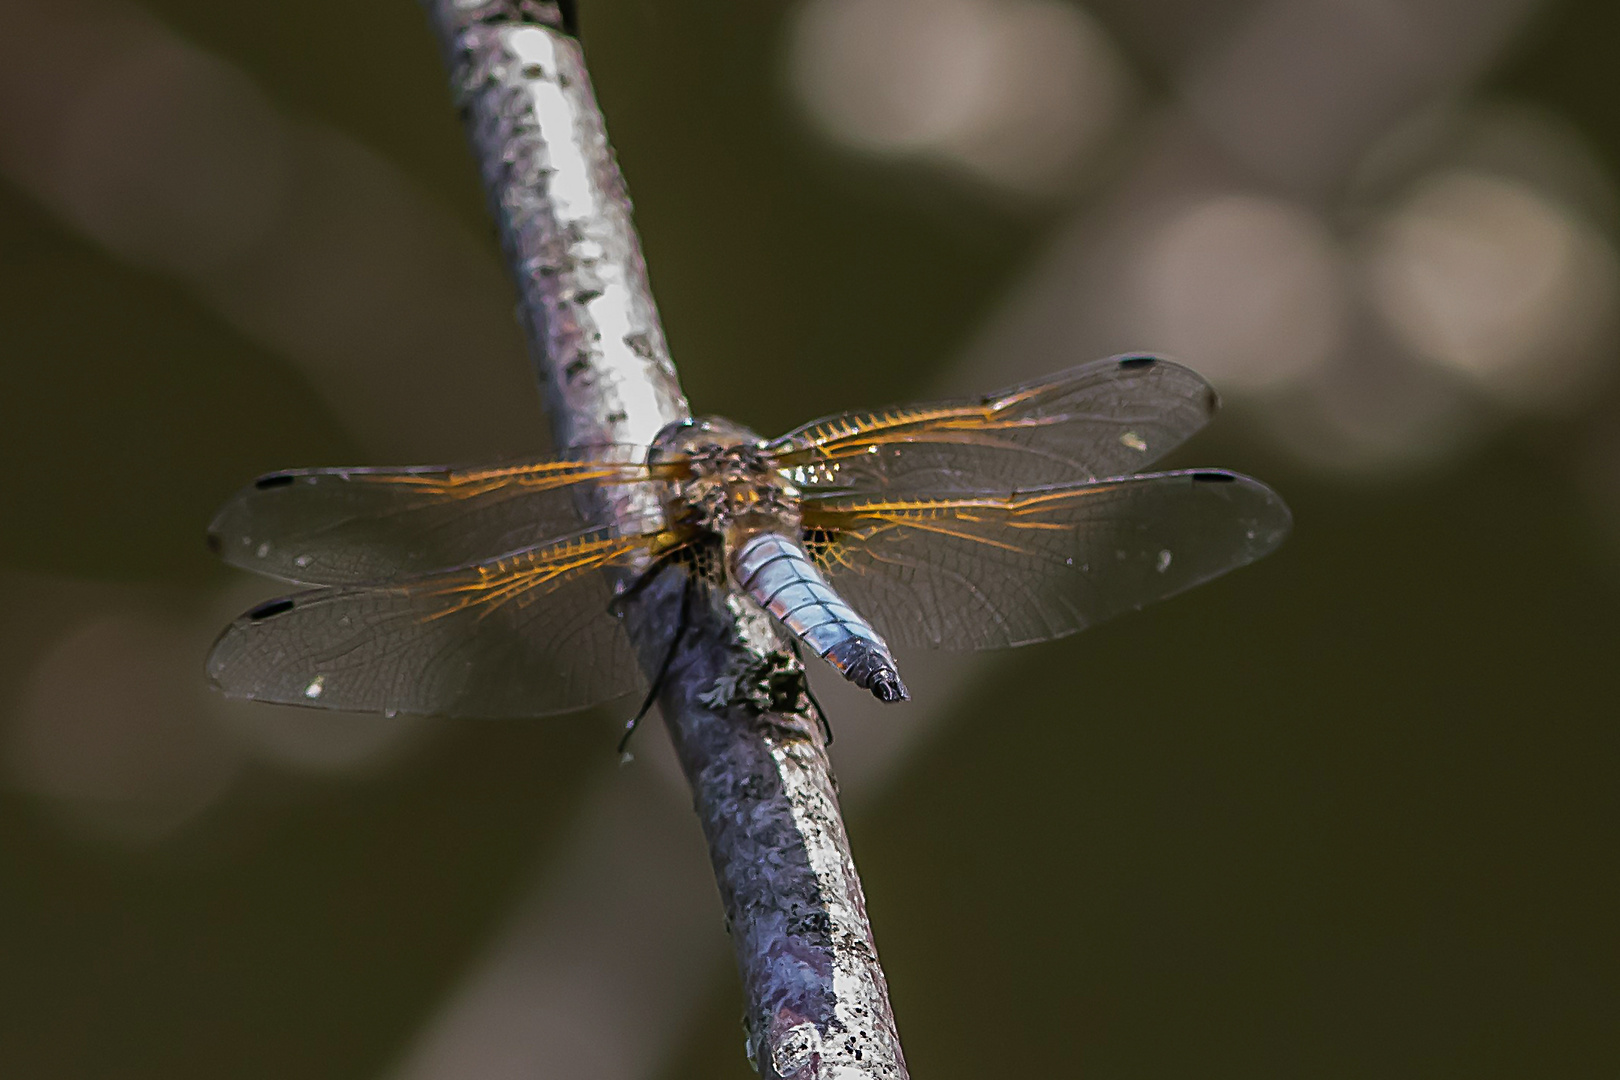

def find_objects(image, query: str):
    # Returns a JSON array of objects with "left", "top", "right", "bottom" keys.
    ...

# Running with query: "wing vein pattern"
[
  {"left": 208, "top": 530, "right": 655, "bottom": 717},
  {"left": 768, "top": 355, "right": 1219, "bottom": 496},
  {"left": 209, "top": 446, "right": 669, "bottom": 586},
  {"left": 803, "top": 470, "right": 1290, "bottom": 650}
]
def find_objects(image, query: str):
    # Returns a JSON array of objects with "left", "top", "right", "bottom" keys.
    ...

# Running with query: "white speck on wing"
[
  {"left": 255, "top": 542, "right": 271, "bottom": 558},
  {"left": 1157, "top": 549, "right": 1173, "bottom": 573},
  {"left": 304, "top": 675, "right": 325, "bottom": 699},
  {"left": 1121, "top": 431, "right": 1149, "bottom": 452}
]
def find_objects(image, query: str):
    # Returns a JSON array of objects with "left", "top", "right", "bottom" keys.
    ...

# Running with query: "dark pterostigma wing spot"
[
  {"left": 805, "top": 469, "right": 1291, "bottom": 650},
  {"left": 772, "top": 353, "right": 1224, "bottom": 494},
  {"left": 247, "top": 598, "right": 295, "bottom": 621},
  {"left": 207, "top": 447, "right": 657, "bottom": 587},
  {"left": 209, "top": 532, "right": 651, "bottom": 718}
]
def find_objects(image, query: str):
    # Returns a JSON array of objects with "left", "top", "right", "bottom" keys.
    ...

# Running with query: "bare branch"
[{"left": 418, "top": 4, "right": 909, "bottom": 1075}]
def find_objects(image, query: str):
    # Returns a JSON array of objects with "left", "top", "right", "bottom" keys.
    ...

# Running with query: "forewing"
[
  {"left": 802, "top": 470, "right": 1290, "bottom": 650},
  {"left": 208, "top": 530, "right": 658, "bottom": 717},
  {"left": 209, "top": 446, "right": 670, "bottom": 586},
  {"left": 768, "top": 355, "right": 1217, "bottom": 495}
]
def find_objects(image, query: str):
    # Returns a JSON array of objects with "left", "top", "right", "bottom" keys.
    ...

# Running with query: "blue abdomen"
[{"left": 731, "top": 532, "right": 908, "bottom": 703}]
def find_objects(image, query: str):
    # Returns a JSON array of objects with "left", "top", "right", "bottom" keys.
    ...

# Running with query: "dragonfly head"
[{"left": 651, "top": 416, "right": 766, "bottom": 460}]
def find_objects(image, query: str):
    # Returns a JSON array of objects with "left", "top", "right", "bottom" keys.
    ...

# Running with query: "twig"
[{"left": 418, "top": 3, "right": 909, "bottom": 1076}]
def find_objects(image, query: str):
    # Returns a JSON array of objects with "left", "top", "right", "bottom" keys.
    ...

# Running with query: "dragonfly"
[{"left": 207, "top": 354, "right": 1290, "bottom": 722}]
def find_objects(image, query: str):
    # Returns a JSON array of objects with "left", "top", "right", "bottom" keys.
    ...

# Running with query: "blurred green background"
[{"left": 1, "top": 0, "right": 1617, "bottom": 1077}]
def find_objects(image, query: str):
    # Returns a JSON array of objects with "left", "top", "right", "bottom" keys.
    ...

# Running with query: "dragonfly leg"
[
  {"left": 802, "top": 672, "right": 834, "bottom": 746},
  {"left": 618, "top": 568, "right": 694, "bottom": 754},
  {"left": 610, "top": 535, "right": 718, "bottom": 619},
  {"left": 784, "top": 641, "right": 834, "bottom": 745},
  {"left": 609, "top": 548, "right": 679, "bottom": 618}
]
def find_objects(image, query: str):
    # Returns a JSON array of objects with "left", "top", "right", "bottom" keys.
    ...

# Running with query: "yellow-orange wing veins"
[
  {"left": 207, "top": 528, "right": 672, "bottom": 717},
  {"left": 800, "top": 470, "right": 1291, "bottom": 650},
  {"left": 767, "top": 355, "right": 1219, "bottom": 497},
  {"left": 209, "top": 446, "right": 681, "bottom": 586}
]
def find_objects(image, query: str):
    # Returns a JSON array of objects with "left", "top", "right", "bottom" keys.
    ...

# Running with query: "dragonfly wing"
[
  {"left": 209, "top": 446, "right": 669, "bottom": 586},
  {"left": 767, "top": 355, "right": 1218, "bottom": 495},
  {"left": 208, "top": 530, "right": 659, "bottom": 717},
  {"left": 802, "top": 470, "right": 1290, "bottom": 650}
]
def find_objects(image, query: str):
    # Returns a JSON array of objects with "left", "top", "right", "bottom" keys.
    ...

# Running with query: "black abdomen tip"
[
  {"left": 825, "top": 638, "right": 909, "bottom": 702},
  {"left": 1118, "top": 354, "right": 1158, "bottom": 370},
  {"left": 871, "top": 673, "right": 910, "bottom": 703}
]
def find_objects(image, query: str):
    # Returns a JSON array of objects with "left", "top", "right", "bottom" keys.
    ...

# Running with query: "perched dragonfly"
[{"left": 208, "top": 355, "right": 1290, "bottom": 719}]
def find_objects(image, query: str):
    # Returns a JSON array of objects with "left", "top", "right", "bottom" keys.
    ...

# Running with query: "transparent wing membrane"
[
  {"left": 207, "top": 531, "right": 656, "bottom": 717},
  {"left": 768, "top": 355, "right": 1218, "bottom": 495},
  {"left": 803, "top": 470, "right": 1291, "bottom": 650},
  {"left": 208, "top": 446, "right": 668, "bottom": 586},
  {"left": 207, "top": 354, "right": 1292, "bottom": 718}
]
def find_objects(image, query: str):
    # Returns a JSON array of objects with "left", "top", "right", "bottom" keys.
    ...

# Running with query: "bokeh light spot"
[
  {"left": 787, "top": 0, "right": 1129, "bottom": 196},
  {"left": 1129, "top": 194, "right": 1350, "bottom": 392},
  {"left": 1365, "top": 169, "right": 1619, "bottom": 411},
  {"left": 5, "top": 609, "right": 241, "bottom": 843}
]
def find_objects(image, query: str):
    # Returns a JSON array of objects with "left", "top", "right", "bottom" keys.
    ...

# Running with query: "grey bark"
[{"left": 418, "top": 3, "right": 908, "bottom": 1076}]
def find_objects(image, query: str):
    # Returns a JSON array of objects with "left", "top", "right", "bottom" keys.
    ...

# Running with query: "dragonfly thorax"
[{"left": 652, "top": 416, "right": 802, "bottom": 542}]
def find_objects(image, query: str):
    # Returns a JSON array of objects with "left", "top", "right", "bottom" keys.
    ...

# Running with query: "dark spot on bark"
[
  {"left": 254, "top": 473, "right": 295, "bottom": 490},
  {"left": 765, "top": 665, "right": 809, "bottom": 714},
  {"left": 564, "top": 354, "right": 590, "bottom": 380},
  {"left": 248, "top": 598, "right": 295, "bottom": 621},
  {"left": 521, "top": 64, "right": 544, "bottom": 80},
  {"left": 606, "top": 410, "right": 629, "bottom": 425},
  {"left": 789, "top": 910, "right": 833, "bottom": 938},
  {"left": 573, "top": 288, "right": 603, "bottom": 304},
  {"left": 624, "top": 331, "right": 655, "bottom": 358}
]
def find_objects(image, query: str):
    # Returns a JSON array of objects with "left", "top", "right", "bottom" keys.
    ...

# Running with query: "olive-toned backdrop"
[{"left": 1, "top": 1, "right": 1616, "bottom": 1077}]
